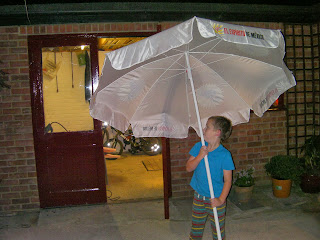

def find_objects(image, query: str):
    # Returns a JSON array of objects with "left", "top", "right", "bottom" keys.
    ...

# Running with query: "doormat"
[
  {"left": 229, "top": 197, "right": 264, "bottom": 211},
  {"left": 142, "top": 158, "right": 162, "bottom": 171}
]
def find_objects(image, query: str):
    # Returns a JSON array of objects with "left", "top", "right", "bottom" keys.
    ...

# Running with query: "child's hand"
[
  {"left": 210, "top": 197, "right": 224, "bottom": 208},
  {"left": 198, "top": 146, "right": 208, "bottom": 159}
]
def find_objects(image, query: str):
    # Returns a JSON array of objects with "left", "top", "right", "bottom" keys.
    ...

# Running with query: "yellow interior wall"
[
  {"left": 98, "top": 51, "right": 108, "bottom": 75},
  {"left": 42, "top": 51, "right": 94, "bottom": 132}
]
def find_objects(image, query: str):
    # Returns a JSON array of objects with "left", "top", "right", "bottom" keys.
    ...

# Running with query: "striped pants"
[{"left": 189, "top": 192, "right": 226, "bottom": 240}]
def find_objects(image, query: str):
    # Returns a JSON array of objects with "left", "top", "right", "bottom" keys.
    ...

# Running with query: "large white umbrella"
[{"left": 90, "top": 16, "right": 296, "bottom": 239}]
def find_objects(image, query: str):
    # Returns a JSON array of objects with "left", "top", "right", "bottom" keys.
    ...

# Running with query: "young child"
[{"left": 186, "top": 116, "right": 235, "bottom": 240}]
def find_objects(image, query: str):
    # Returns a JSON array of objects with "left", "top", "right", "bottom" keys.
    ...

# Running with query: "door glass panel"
[{"left": 42, "top": 45, "right": 94, "bottom": 133}]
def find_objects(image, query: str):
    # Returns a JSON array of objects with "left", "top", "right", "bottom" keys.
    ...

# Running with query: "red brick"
[
  {"left": 72, "top": 25, "right": 79, "bottom": 32},
  {"left": 47, "top": 25, "right": 53, "bottom": 33},
  {"left": 19, "top": 41, "right": 27, "bottom": 47},
  {"left": 27, "top": 26, "right": 33, "bottom": 35},
  {"left": 0, "top": 34, "right": 8, "bottom": 40},
  {"left": 1, "top": 178, "right": 19, "bottom": 185},
  {"left": 141, "top": 23, "right": 148, "bottom": 31},
  {"left": 22, "top": 203, "right": 40, "bottom": 209},
  {"left": 10, "top": 61, "right": 28, "bottom": 68},
  {"left": 0, "top": 48, "right": 9, "bottom": 54},
  {"left": 17, "top": 166, "right": 36, "bottom": 173},
  {"left": 66, "top": 24, "right": 73, "bottom": 32},
  {"left": 79, "top": 24, "right": 86, "bottom": 32},
  {"left": 110, "top": 24, "right": 117, "bottom": 31},
  {"left": 0, "top": 166, "right": 17, "bottom": 173},
  {"left": 0, "top": 140, "right": 15, "bottom": 147},
  {"left": 7, "top": 159, "right": 26, "bottom": 166},
  {"left": 4, "top": 205, "right": 22, "bottom": 211},
  {"left": 53, "top": 25, "right": 59, "bottom": 33},
  {"left": 0, "top": 186, "right": 10, "bottom": 192},
  {"left": 2, "top": 192, "right": 20, "bottom": 199},
  {"left": 19, "top": 178, "right": 37, "bottom": 185},
  {"left": 92, "top": 24, "right": 99, "bottom": 32},
  {"left": 34, "top": 26, "right": 40, "bottom": 34},
  {"left": 0, "top": 54, "right": 19, "bottom": 61},
  {"left": 0, "top": 199, "right": 11, "bottom": 205},
  {"left": 5, "top": 27, "right": 18, "bottom": 33},
  {"left": 8, "top": 34, "right": 26, "bottom": 41},
  {"left": 30, "top": 196, "right": 40, "bottom": 203},
  {"left": 104, "top": 24, "right": 111, "bottom": 31},
  {"left": 98, "top": 24, "right": 104, "bottom": 31},
  {"left": 12, "top": 198, "right": 30, "bottom": 204},
  {"left": 0, "top": 42, "right": 18, "bottom": 47},
  {"left": 8, "top": 172, "right": 28, "bottom": 179},
  {"left": 247, "top": 142, "right": 262, "bottom": 147},
  {"left": 29, "top": 185, "right": 38, "bottom": 190},
  {"left": 0, "top": 160, "right": 8, "bottom": 166},
  {"left": 16, "top": 152, "right": 34, "bottom": 159},
  {"left": 10, "top": 48, "right": 27, "bottom": 54},
  {"left": 59, "top": 25, "right": 66, "bottom": 33},
  {"left": 20, "top": 26, "right": 26, "bottom": 34},
  {"left": 3, "top": 108, "right": 21, "bottom": 115},
  {"left": 85, "top": 24, "right": 92, "bottom": 32},
  {"left": 15, "top": 139, "right": 33, "bottom": 147},
  {"left": 11, "top": 88, "right": 30, "bottom": 95}
]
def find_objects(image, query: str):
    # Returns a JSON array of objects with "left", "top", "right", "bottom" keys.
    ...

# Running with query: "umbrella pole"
[{"left": 185, "top": 52, "right": 222, "bottom": 240}]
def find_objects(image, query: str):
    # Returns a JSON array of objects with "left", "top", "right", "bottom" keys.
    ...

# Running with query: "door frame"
[{"left": 28, "top": 29, "right": 172, "bottom": 214}]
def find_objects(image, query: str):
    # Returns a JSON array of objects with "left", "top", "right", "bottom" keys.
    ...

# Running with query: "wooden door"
[{"left": 28, "top": 34, "right": 106, "bottom": 207}]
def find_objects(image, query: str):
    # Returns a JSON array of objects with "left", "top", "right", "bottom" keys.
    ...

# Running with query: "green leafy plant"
[
  {"left": 300, "top": 134, "right": 320, "bottom": 175},
  {"left": 233, "top": 167, "right": 255, "bottom": 187},
  {"left": 264, "top": 155, "right": 303, "bottom": 183}
]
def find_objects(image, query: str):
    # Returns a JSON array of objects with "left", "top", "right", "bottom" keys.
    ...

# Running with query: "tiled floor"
[{"left": 105, "top": 152, "right": 164, "bottom": 202}]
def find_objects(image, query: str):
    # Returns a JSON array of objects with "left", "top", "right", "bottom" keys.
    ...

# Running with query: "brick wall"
[
  {"left": 0, "top": 26, "right": 36, "bottom": 212},
  {"left": 0, "top": 22, "right": 159, "bottom": 213},
  {"left": 0, "top": 20, "right": 313, "bottom": 212}
]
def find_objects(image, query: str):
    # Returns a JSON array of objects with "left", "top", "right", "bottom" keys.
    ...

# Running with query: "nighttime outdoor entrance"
[{"left": 28, "top": 34, "right": 165, "bottom": 207}]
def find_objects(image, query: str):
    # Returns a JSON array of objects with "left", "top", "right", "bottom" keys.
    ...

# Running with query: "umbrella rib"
[
  {"left": 142, "top": 52, "right": 185, "bottom": 70},
  {"left": 131, "top": 54, "right": 185, "bottom": 121},
  {"left": 189, "top": 38, "right": 221, "bottom": 53},
  {"left": 142, "top": 67, "right": 185, "bottom": 71},
  {"left": 188, "top": 54, "right": 233, "bottom": 71},
  {"left": 189, "top": 54, "right": 252, "bottom": 109},
  {"left": 161, "top": 52, "right": 187, "bottom": 70},
  {"left": 185, "top": 72, "right": 192, "bottom": 126},
  {"left": 190, "top": 53, "right": 283, "bottom": 73},
  {"left": 189, "top": 38, "right": 222, "bottom": 68},
  {"left": 141, "top": 68, "right": 186, "bottom": 83}
]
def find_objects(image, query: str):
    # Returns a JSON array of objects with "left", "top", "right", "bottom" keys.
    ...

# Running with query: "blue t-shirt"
[{"left": 189, "top": 142, "right": 235, "bottom": 198}]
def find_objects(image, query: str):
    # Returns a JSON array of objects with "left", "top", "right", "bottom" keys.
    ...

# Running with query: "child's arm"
[
  {"left": 210, "top": 169, "right": 233, "bottom": 208},
  {"left": 186, "top": 146, "right": 208, "bottom": 172}
]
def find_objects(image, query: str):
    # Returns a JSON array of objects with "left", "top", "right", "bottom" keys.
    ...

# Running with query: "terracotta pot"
[
  {"left": 300, "top": 174, "right": 320, "bottom": 193},
  {"left": 234, "top": 185, "right": 253, "bottom": 203},
  {"left": 272, "top": 178, "right": 292, "bottom": 198}
]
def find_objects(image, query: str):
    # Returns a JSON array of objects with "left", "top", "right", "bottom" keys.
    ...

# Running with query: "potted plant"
[
  {"left": 264, "top": 155, "right": 302, "bottom": 198},
  {"left": 233, "top": 167, "right": 255, "bottom": 202},
  {"left": 300, "top": 134, "right": 320, "bottom": 193}
]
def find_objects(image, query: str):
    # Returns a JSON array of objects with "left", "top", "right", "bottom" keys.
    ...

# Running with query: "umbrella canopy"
[
  {"left": 90, "top": 16, "right": 295, "bottom": 139},
  {"left": 90, "top": 17, "right": 296, "bottom": 240}
]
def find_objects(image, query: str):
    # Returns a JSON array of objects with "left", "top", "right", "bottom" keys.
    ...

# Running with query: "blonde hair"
[{"left": 208, "top": 116, "right": 232, "bottom": 141}]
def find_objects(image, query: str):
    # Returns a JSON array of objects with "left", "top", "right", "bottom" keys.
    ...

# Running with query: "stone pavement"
[{"left": 1, "top": 186, "right": 320, "bottom": 240}]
